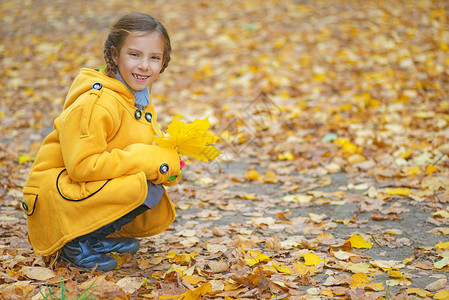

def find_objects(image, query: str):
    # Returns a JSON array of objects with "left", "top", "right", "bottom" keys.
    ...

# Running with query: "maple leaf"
[{"left": 154, "top": 117, "right": 221, "bottom": 162}]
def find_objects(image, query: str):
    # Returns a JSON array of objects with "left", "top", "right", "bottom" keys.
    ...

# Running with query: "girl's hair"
[{"left": 104, "top": 12, "right": 171, "bottom": 77}]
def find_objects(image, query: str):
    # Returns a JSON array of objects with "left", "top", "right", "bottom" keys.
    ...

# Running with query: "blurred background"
[{"left": 1, "top": 0, "right": 448, "bottom": 182}]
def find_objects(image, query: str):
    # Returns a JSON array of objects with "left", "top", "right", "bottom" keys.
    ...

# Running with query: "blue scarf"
[{"left": 116, "top": 71, "right": 150, "bottom": 109}]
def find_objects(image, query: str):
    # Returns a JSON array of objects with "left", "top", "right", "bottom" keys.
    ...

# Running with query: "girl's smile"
[
  {"left": 133, "top": 74, "right": 149, "bottom": 80},
  {"left": 112, "top": 31, "right": 165, "bottom": 91}
]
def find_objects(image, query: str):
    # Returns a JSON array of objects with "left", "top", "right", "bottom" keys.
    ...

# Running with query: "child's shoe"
[
  {"left": 90, "top": 238, "right": 140, "bottom": 254},
  {"left": 60, "top": 238, "right": 117, "bottom": 272}
]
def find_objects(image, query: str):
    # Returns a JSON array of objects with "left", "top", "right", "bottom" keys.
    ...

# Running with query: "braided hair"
[{"left": 104, "top": 12, "right": 172, "bottom": 77}]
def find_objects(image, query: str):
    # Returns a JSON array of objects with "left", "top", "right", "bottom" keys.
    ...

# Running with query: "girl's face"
[{"left": 112, "top": 31, "right": 165, "bottom": 91}]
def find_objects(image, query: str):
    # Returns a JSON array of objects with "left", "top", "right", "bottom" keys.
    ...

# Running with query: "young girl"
[{"left": 22, "top": 12, "right": 182, "bottom": 271}]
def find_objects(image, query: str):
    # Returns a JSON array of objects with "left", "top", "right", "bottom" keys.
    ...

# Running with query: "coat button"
[
  {"left": 92, "top": 82, "right": 102, "bottom": 90},
  {"left": 145, "top": 112, "right": 152, "bottom": 122},
  {"left": 159, "top": 163, "right": 169, "bottom": 174},
  {"left": 22, "top": 201, "right": 28, "bottom": 211},
  {"left": 134, "top": 109, "right": 142, "bottom": 120}
]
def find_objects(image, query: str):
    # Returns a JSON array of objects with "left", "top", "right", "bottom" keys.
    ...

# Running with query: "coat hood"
[{"left": 63, "top": 68, "right": 134, "bottom": 111}]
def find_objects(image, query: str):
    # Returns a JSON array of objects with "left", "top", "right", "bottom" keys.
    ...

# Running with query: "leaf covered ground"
[{"left": 1, "top": 0, "right": 449, "bottom": 299}]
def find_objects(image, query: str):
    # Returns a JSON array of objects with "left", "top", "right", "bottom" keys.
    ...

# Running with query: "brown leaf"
[
  {"left": 20, "top": 266, "right": 55, "bottom": 281},
  {"left": 425, "top": 278, "right": 447, "bottom": 292},
  {"left": 116, "top": 277, "right": 144, "bottom": 294},
  {"left": 208, "top": 260, "right": 229, "bottom": 273}
]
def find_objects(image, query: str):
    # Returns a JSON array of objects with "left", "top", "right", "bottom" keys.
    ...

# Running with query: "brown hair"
[{"left": 104, "top": 12, "right": 171, "bottom": 77}]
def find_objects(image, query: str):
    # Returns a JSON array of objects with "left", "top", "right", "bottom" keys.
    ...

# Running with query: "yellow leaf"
[
  {"left": 278, "top": 152, "right": 294, "bottom": 160},
  {"left": 426, "top": 165, "right": 438, "bottom": 175},
  {"left": 224, "top": 283, "right": 241, "bottom": 291},
  {"left": 350, "top": 273, "right": 370, "bottom": 290},
  {"left": 245, "top": 169, "right": 262, "bottom": 181},
  {"left": 110, "top": 253, "right": 125, "bottom": 268},
  {"left": 312, "top": 73, "right": 326, "bottom": 82},
  {"left": 159, "top": 295, "right": 183, "bottom": 300},
  {"left": 166, "top": 251, "right": 176, "bottom": 259},
  {"left": 241, "top": 193, "right": 255, "bottom": 200},
  {"left": 246, "top": 259, "right": 258, "bottom": 267},
  {"left": 436, "top": 241, "right": 449, "bottom": 250},
  {"left": 404, "top": 166, "right": 422, "bottom": 176},
  {"left": 255, "top": 253, "right": 270, "bottom": 262},
  {"left": 384, "top": 229, "right": 403, "bottom": 235},
  {"left": 293, "top": 261, "right": 320, "bottom": 276},
  {"left": 386, "top": 188, "right": 412, "bottom": 196},
  {"left": 388, "top": 269, "right": 411, "bottom": 279},
  {"left": 321, "top": 288, "right": 334, "bottom": 297},
  {"left": 434, "top": 257, "right": 449, "bottom": 269},
  {"left": 166, "top": 251, "right": 195, "bottom": 264},
  {"left": 335, "top": 138, "right": 360, "bottom": 155},
  {"left": 403, "top": 257, "right": 414, "bottom": 264},
  {"left": 182, "top": 282, "right": 212, "bottom": 300},
  {"left": 273, "top": 263, "right": 292, "bottom": 274},
  {"left": 293, "top": 261, "right": 309, "bottom": 275},
  {"left": 182, "top": 275, "right": 204, "bottom": 285},
  {"left": 245, "top": 251, "right": 270, "bottom": 266},
  {"left": 348, "top": 234, "right": 373, "bottom": 249},
  {"left": 338, "top": 261, "right": 372, "bottom": 273},
  {"left": 367, "top": 282, "right": 384, "bottom": 291},
  {"left": 400, "top": 149, "right": 413, "bottom": 159},
  {"left": 303, "top": 252, "right": 324, "bottom": 266},
  {"left": 348, "top": 154, "right": 366, "bottom": 165},
  {"left": 182, "top": 252, "right": 195, "bottom": 262},
  {"left": 387, "top": 269, "right": 412, "bottom": 286},
  {"left": 24, "top": 88, "right": 35, "bottom": 95},
  {"left": 19, "top": 155, "right": 36, "bottom": 164},
  {"left": 264, "top": 171, "right": 279, "bottom": 183},
  {"left": 434, "top": 290, "right": 449, "bottom": 300},
  {"left": 406, "top": 288, "right": 433, "bottom": 298},
  {"left": 153, "top": 117, "right": 220, "bottom": 162},
  {"left": 433, "top": 210, "right": 449, "bottom": 219}
]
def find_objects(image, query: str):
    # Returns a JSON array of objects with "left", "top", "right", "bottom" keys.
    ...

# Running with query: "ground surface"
[{"left": 1, "top": 0, "right": 449, "bottom": 299}]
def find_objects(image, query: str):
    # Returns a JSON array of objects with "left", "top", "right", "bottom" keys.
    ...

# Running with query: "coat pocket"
[
  {"left": 56, "top": 169, "right": 110, "bottom": 201},
  {"left": 22, "top": 186, "right": 39, "bottom": 216}
]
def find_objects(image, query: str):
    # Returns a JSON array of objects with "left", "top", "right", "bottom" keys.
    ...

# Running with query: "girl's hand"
[
  {"left": 169, "top": 158, "right": 185, "bottom": 181},
  {"left": 152, "top": 148, "right": 180, "bottom": 184}
]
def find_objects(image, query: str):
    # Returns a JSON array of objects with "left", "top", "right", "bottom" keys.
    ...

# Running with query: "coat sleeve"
[{"left": 57, "top": 99, "right": 180, "bottom": 182}]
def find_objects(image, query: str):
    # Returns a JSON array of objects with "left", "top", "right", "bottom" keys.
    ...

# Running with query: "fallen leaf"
[
  {"left": 348, "top": 234, "right": 373, "bottom": 249},
  {"left": 349, "top": 273, "right": 370, "bottom": 290},
  {"left": 116, "top": 277, "right": 144, "bottom": 294},
  {"left": 20, "top": 267, "right": 55, "bottom": 281},
  {"left": 425, "top": 278, "right": 448, "bottom": 292},
  {"left": 303, "top": 252, "right": 324, "bottom": 266},
  {"left": 208, "top": 261, "right": 229, "bottom": 273}
]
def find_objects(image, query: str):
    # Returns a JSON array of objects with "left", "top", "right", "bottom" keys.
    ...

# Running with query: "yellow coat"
[{"left": 22, "top": 68, "right": 181, "bottom": 256}]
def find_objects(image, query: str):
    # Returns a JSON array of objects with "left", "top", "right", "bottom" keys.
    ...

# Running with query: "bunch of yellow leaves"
[{"left": 154, "top": 117, "right": 220, "bottom": 162}]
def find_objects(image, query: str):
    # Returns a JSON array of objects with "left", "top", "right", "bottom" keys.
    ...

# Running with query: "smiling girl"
[{"left": 22, "top": 12, "right": 182, "bottom": 271}]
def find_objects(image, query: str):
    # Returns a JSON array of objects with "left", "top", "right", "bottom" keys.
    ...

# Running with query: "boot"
[
  {"left": 90, "top": 237, "right": 140, "bottom": 254},
  {"left": 60, "top": 238, "right": 117, "bottom": 272},
  {"left": 80, "top": 205, "right": 149, "bottom": 255}
]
